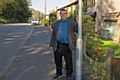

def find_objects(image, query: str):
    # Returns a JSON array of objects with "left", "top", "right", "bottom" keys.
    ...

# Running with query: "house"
[{"left": 94, "top": 0, "right": 120, "bottom": 42}]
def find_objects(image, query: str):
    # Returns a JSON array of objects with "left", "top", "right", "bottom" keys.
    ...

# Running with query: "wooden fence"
[{"left": 106, "top": 49, "right": 120, "bottom": 80}]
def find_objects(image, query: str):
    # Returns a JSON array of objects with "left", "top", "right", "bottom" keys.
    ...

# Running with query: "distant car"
[{"left": 31, "top": 19, "right": 39, "bottom": 25}]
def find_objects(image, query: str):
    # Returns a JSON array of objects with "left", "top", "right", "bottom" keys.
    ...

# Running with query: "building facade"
[{"left": 95, "top": 0, "right": 120, "bottom": 42}]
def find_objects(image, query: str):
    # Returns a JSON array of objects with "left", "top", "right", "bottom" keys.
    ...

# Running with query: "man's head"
[{"left": 60, "top": 8, "right": 67, "bottom": 20}]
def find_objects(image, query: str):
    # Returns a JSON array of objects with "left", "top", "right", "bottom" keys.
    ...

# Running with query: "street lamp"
[{"left": 76, "top": 0, "right": 82, "bottom": 80}]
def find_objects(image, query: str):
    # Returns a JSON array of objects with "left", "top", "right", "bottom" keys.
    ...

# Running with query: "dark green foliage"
[
  {"left": 82, "top": 0, "right": 87, "bottom": 12},
  {"left": 67, "top": 14, "right": 76, "bottom": 21},
  {"left": 82, "top": 15, "right": 95, "bottom": 36},
  {"left": 49, "top": 11, "right": 56, "bottom": 28},
  {"left": 82, "top": 15, "right": 106, "bottom": 79},
  {"left": 0, "top": 17, "right": 7, "bottom": 23},
  {"left": 0, "top": 0, "right": 32, "bottom": 23},
  {"left": 26, "top": 0, "right": 32, "bottom": 6},
  {"left": 67, "top": 10, "right": 78, "bottom": 21},
  {"left": 49, "top": 12, "right": 56, "bottom": 22},
  {"left": 74, "top": 10, "right": 78, "bottom": 16}
]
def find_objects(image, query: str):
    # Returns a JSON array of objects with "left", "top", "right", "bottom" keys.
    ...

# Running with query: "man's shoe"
[
  {"left": 66, "top": 77, "right": 72, "bottom": 80},
  {"left": 52, "top": 73, "right": 62, "bottom": 79}
]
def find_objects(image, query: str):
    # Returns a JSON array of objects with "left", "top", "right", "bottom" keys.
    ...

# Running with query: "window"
[{"left": 103, "top": 19, "right": 117, "bottom": 40}]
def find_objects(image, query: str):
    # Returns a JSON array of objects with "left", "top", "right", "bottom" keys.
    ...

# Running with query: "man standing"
[{"left": 50, "top": 8, "right": 78, "bottom": 80}]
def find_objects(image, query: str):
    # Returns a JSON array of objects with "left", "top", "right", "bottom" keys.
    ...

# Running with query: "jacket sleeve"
[
  {"left": 72, "top": 20, "right": 78, "bottom": 34},
  {"left": 50, "top": 23, "right": 56, "bottom": 47}
]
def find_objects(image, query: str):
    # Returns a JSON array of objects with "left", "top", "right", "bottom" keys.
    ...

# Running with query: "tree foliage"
[
  {"left": 82, "top": 15, "right": 95, "bottom": 36},
  {"left": 49, "top": 11, "right": 56, "bottom": 28},
  {"left": 0, "top": 0, "right": 32, "bottom": 23},
  {"left": 82, "top": 0, "right": 87, "bottom": 12},
  {"left": 26, "top": 0, "right": 32, "bottom": 6},
  {"left": 49, "top": 11, "right": 56, "bottom": 22}
]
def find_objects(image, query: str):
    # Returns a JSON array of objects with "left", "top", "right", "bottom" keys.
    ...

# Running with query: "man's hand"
[{"left": 50, "top": 47, "right": 53, "bottom": 51}]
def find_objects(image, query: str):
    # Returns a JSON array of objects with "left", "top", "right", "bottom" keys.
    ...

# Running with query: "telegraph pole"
[
  {"left": 76, "top": 0, "right": 82, "bottom": 80},
  {"left": 44, "top": 0, "right": 46, "bottom": 26}
]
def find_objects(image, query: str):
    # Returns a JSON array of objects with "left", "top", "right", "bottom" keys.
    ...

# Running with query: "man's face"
[{"left": 60, "top": 11, "right": 67, "bottom": 20}]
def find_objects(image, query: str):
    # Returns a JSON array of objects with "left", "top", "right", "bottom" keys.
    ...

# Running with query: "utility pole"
[
  {"left": 44, "top": 0, "right": 46, "bottom": 26},
  {"left": 76, "top": 0, "right": 82, "bottom": 80}
]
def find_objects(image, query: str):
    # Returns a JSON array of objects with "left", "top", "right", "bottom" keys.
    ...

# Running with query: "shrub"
[
  {"left": 82, "top": 15, "right": 95, "bottom": 36},
  {"left": 0, "top": 18, "right": 7, "bottom": 23}
]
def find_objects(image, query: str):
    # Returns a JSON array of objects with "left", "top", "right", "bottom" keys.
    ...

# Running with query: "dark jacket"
[{"left": 50, "top": 19, "right": 78, "bottom": 51}]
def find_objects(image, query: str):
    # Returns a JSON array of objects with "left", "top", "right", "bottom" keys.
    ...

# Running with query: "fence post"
[{"left": 106, "top": 49, "right": 114, "bottom": 80}]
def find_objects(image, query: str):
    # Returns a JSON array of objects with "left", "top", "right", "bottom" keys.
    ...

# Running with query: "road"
[
  {"left": 0, "top": 24, "right": 33, "bottom": 74},
  {"left": 1, "top": 24, "right": 63, "bottom": 80},
  {"left": 0, "top": 24, "right": 63, "bottom": 80}
]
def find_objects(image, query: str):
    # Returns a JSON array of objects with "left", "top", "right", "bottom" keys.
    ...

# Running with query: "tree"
[
  {"left": 16, "top": 0, "right": 32, "bottom": 22},
  {"left": 82, "top": 15, "right": 95, "bottom": 36},
  {"left": 26, "top": 0, "right": 32, "bottom": 6},
  {"left": 82, "top": 0, "right": 87, "bottom": 12},
  {"left": 0, "top": 0, "right": 32, "bottom": 23},
  {"left": 49, "top": 11, "right": 56, "bottom": 28}
]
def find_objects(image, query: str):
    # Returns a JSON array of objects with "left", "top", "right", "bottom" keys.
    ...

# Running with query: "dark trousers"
[{"left": 54, "top": 43, "right": 73, "bottom": 77}]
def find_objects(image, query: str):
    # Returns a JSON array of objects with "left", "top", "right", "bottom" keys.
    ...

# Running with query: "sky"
[{"left": 30, "top": 0, "right": 69, "bottom": 14}]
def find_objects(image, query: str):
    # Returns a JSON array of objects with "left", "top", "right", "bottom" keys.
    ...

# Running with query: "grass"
[
  {"left": 87, "top": 37, "right": 120, "bottom": 57},
  {"left": 100, "top": 40, "right": 120, "bottom": 56},
  {"left": 86, "top": 37, "right": 120, "bottom": 80}
]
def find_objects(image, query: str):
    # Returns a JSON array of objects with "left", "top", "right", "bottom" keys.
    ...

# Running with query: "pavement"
[
  {"left": 0, "top": 23, "right": 31, "bottom": 26},
  {"left": 0, "top": 25, "right": 93, "bottom": 80},
  {"left": 0, "top": 25, "right": 33, "bottom": 76}
]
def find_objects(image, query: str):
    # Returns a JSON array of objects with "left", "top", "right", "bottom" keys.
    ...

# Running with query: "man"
[{"left": 50, "top": 8, "right": 78, "bottom": 80}]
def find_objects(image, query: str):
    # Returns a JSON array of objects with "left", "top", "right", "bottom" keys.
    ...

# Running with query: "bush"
[
  {"left": 68, "top": 15, "right": 95, "bottom": 36},
  {"left": 67, "top": 14, "right": 76, "bottom": 21},
  {"left": 0, "top": 18, "right": 7, "bottom": 23},
  {"left": 82, "top": 15, "right": 95, "bottom": 36}
]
